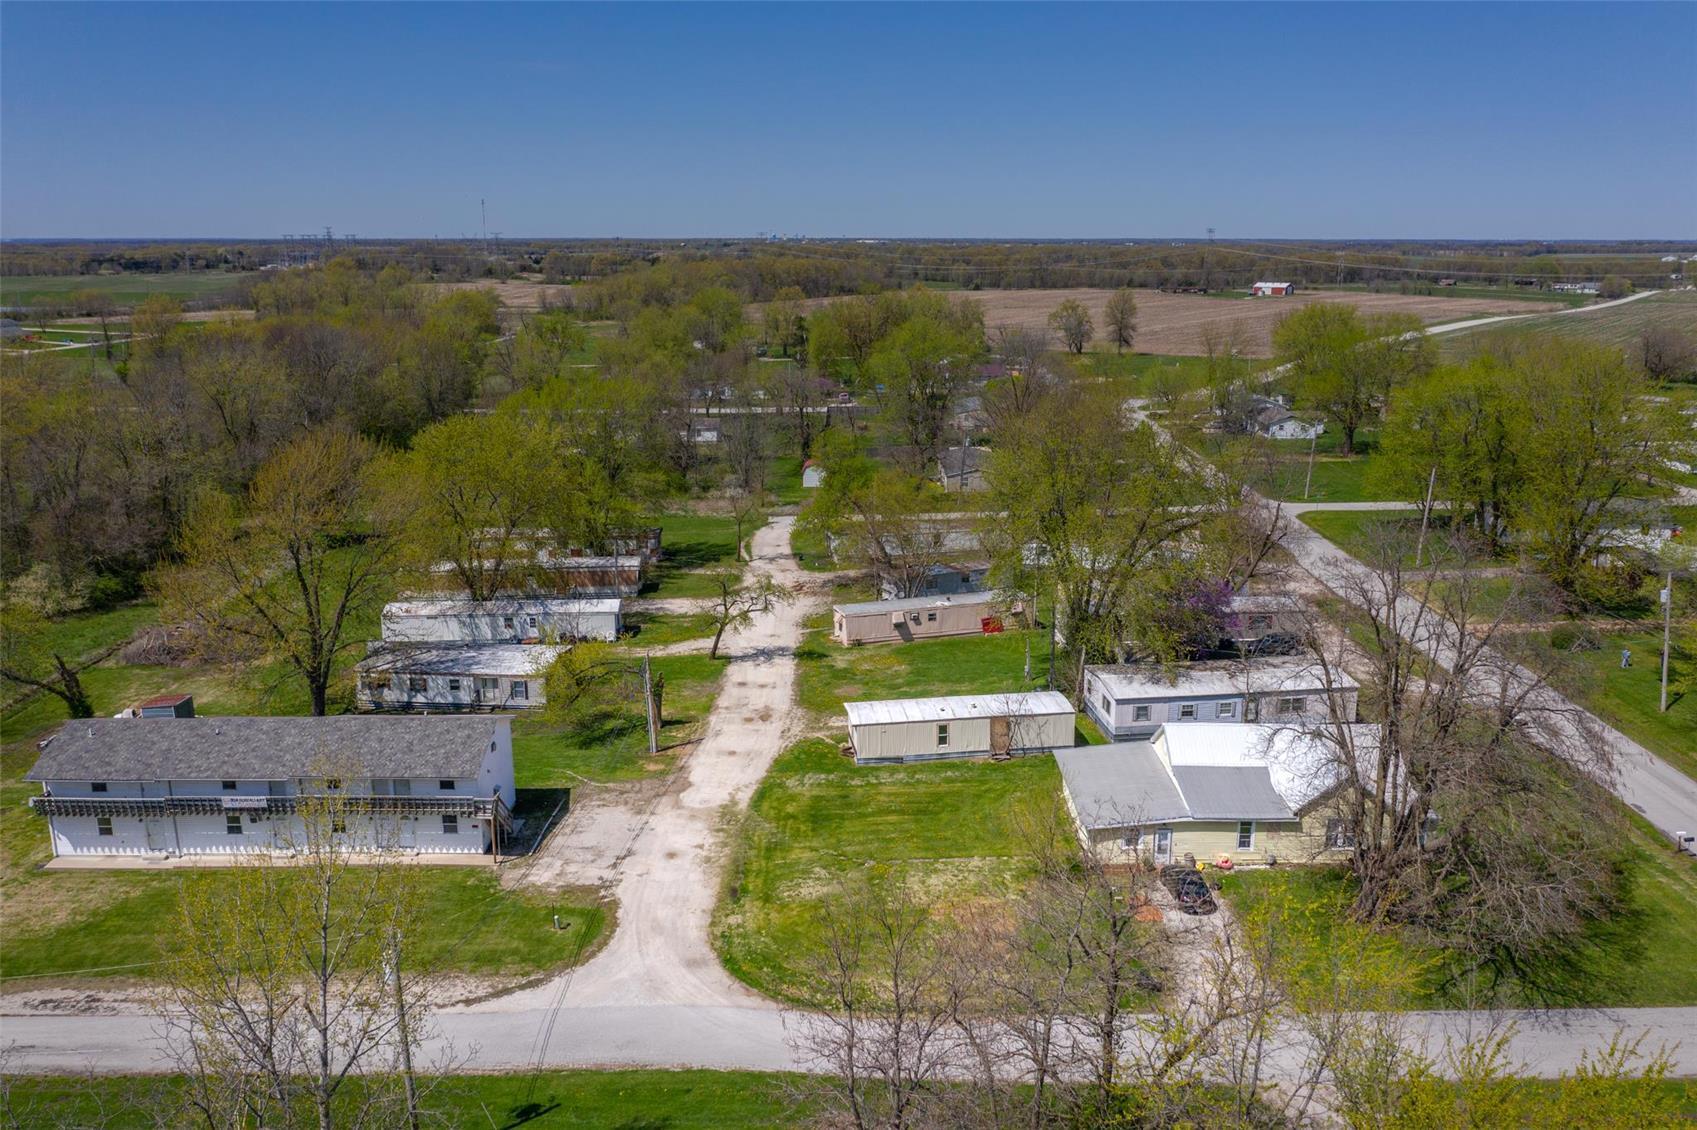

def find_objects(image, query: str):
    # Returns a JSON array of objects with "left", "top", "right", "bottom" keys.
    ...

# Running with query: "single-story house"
[
  {"left": 356, "top": 643, "right": 565, "bottom": 712},
  {"left": 1254, "top": 404, "right": 1324, "bottom": 441},
  {"left": 844, "top": 690, "right": 1075, "bottom": 765},
  {"left": 1224, "top": 592, "right": 1310, "bottom": 646},
  {"left": 1083, "top": 657, "right": 1359, "bottom": 741},
  {"left": 802, "top": 459, "right": 825, "bottom": 489},
  {"left": 1057, "top": 722, "right": 1376, "bottom": 867},
  {"left": 382, "top": 598, "right": 622, "bottom": 645},
  {"left": 1251, "top": 281, "right": 1296, "bottom": 297},
  {"left": 937, "top": 446, "right": 990, "bottom": 492},
  {"left": 950, "top": 396, "right": 990, "bottom": 435},
  {"left": 833, "top": 591, "right": 1007, "bottom": 646},
  {"left": 879, "top": 562, "right": 991, "bottom": 601},
  {"left": 26, "top": 713, "right": 516, "bottom": 859}
]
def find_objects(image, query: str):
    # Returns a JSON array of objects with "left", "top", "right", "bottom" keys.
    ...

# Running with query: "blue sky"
[{"left": 2, "top": 2, "right": 1692, "bottom": 239}]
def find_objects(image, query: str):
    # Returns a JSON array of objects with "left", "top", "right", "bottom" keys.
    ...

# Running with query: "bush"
[{"left": 1550, "top": 624, "right": 1602, "bottom": 653}]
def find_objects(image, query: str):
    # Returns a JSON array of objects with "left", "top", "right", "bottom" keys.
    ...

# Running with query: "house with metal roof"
[
  {"left": 1056, "top": 723, "right": 1377, "bottom": 867},
  {"left": 382, "top": 597, "right": 622, "bottom": 645},
  {"left": 1083, "top": 657, "right": 1359, "bottom": 741},
  {"left": 844, "top": 690, "right": 1075, "bottom": 765},
  {"left": 936, "top": 446, "right": 990, "bottom": 492},
  {"left": 25, "top": 713, "right": 516, "bottom": 860},
  {"left": 356, "top": 643, "right": 564, "bottom": 712},
  {"left": 832, "top": 591, "right": 1006, "bottom": 646}
]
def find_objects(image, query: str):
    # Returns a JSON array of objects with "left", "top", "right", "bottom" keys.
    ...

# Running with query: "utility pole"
[
  {"left": 1662, "top": 569, "right": 1674, "bottom": 713},
  {"left": 386, "top": 928, "right": 421, "bottom": 1130},
  {"left": 642, "top": 656, "right": 659, "bottom": 755},
  {"left": 1414, "top": 465, "right": 1438, "bottom": 568},
  {"left": 1302, "top": 433, "right": 1318, "bottom": 500}
]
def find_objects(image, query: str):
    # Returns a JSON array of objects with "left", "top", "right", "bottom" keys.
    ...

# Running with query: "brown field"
[
  {"left": 947, "top": 288, "right": 1564, "bottom": 358},
  {"left": 435, "top": 277, "right": 575, "bottom": 310}
]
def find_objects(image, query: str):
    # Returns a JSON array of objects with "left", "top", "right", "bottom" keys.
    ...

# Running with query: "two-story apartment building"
[
  {"left": 1083, "top": 658, "right": 1359, "bottom": 741},
  {"left": 26, "top": 713, "right": 516, "bottom": 859}
]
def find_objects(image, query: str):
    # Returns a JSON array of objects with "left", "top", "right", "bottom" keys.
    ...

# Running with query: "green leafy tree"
[
  {"left": 1047, "top": 298, "right": 1094, "bottom": 354},
  {"left": 866, "top": 315, "right": 984, "bottom": 473},
  {"left": 1274, "top": 304, "right": 1432, "bottom": 455},
  {"left": 1103, "top": 288, "right": 1138, "bottom": 353},
  {"left": 0, "top": 604, "right": 95, "bottom": 718}
]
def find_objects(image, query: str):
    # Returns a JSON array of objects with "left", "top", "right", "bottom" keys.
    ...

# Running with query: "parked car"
[{"left": 1159, "top": 865, "right": 1218, "bottom": 915}]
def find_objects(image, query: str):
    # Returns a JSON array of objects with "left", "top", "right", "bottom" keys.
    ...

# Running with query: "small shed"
[
  {"left": 937, "top": 446, "right": 990, "bottom": 492},
  {"left": 833, "top": 591, "right": 1006, "bottom": 646},
  {"left": 844, "top": 690, "right": 1075, "bottom": 765},
  {"left": 356, "top": 643, "right": 565, "bottom": 712},
  {"left": 802, "top": 460, "right": 825, "bottom": 489},
  {"left": 117, "top": 694, "right": 196, "bottom": 720},
  {"left": 1251, "top": 281, "right": 1296, "bottom": 297},
  {"left": 382, "top": 598, "right": 622, "bottom": 645}
]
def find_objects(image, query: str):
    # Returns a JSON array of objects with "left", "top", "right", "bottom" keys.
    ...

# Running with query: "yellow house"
[{"left": 1056, "top": 723, "right": 1377, "bottom": 868}]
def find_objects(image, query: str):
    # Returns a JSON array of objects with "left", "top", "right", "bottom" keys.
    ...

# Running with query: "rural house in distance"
[{"left": 26, "top": 713, "right": 516, "bottom": 860}]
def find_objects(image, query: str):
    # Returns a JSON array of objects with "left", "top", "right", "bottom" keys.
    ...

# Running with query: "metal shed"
[{"left": 844, "top": 690, "right": 1075, "bottom": 765}]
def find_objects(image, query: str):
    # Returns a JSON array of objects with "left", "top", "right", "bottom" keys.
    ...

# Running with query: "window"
[
  {"left": 527, "top": 616, "right": 538, "bottom": 628},
  {"left": 503, "top": 616, "right": 515, "bottom": 630},
  {"left": 332, "top": 815, "right": 347, "bottom": 834},
  {"left": 1101, "top": 693, "right": 1112, "bottom": 715},
  {"left": 925, "top": 612, "right": 937, "bottom": 623},
  {"left": 91, "top": 781, "right": 108, "bottom": 793},
  {"left": 226, "top": 813, "right": 243, "bottom": 836},
  {"left": 442, "top": 814, "right": 459, "bottom": 835},
  {"left": 97, "top": 816, "right": 114, "bottom": 837},
  {"left": 439, "top": 779, "right": 456, "bottom": 791},
  {"left": 221, "top": 780, "right": 237, "bottom": 791},
  {"left": 408, "top": 675, "right": 428, "bottom": 693},
  {"left": 1121, "top": 829, "right": 1139, "bottom": 849},
  {"left": 511, "top": 680, "right": 528, "bottom": 701},
  {"left": 1325, "top": 819, "right": 1356, "bottom": 849},
  {"left": 1133, "top": 704, "right": 1151, "bottom": 722},
  {"left": 448, "top": 678, "right": 462, "bottom": 692},
  {"left": 391, "top": 779, "right": 411, "bottom": 797},
  {"left": 1236, "top": 821, "right": 1254, "bottom": 851},
  {"left": 1178, "top": 703, "right": 1198, "bottom": 720},
  {"left": 936, "top": 723, "right": 950, "bottom": 748},
  {"left": 1276, "top": 695, "right": 1307, "bottom": 715},
  {"left": 1216, "top": 701, "right": 1236, "bottom": 719},
  {"left": 364, "top": 674, "right": 391, "bottom": 691},
  {"left": 477, "top": 676, "right": 499, "bottom": 695},
  {"left": 324, "top": 777, "right": 342, "bottom": 791}
]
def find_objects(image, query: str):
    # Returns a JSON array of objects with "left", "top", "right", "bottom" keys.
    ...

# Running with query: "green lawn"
[
  {"left": 796, "top": 626, "right": 1054, "bottom": 724},
  {"left": 511, "top": 653, "right": 726, "bottom": 785},
  {"left": 618, "top": 609, "right": 718, "bottom": 648},
  {"left": 2, "top": 1069, "right": 809, "bottom": 1128},
  {"left": 714, "top": 737, "right": 1065, "bottom": 1003},
  {"left": 1073, "top": 351, "right": 1216, "bottom": 397},
  {"left": 768, "top": 454, "right": 807, "bottom": 506},
  {"left": 1217, "top": 812, "right": 1697, "bottom": 1008},
  {"left": 1299, "top": 509, "right": 1460, "bottom": 566},
  {"left": 646, "top": 512, "right": 751, "bottom": 597},
  {"left": 789, "top": 520, "right": 837, "bottom": 572},
  {"left": 0, "top": 272, "right": 248, "bottom": 308}
]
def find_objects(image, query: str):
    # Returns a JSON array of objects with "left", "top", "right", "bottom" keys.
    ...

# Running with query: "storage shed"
[
  {"left": 356, "top": 644, "right": 564, "bottom": 712},
  {"left": 802, "top": 460, "right": 825, "bottom": 489},
  {"left": 1083, "top": 658, "right": 1358, "bottom": 741},
  {"left": 844, "top": 690, "right": 1075, "bottom": 765},
  {"left": 832, "top": 591, "right": 1004, "bottom": 646},
  {"left": 382, "top": 598, "right": 622, "bottom": 645},
  {"left": 1251, "top": 281, "right": 1296, "bottom": 297}
]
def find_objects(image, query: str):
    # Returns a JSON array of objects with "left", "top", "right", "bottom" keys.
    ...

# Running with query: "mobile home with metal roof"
[
  {"left": 844, "top": 690, "right": 1075, "bottom": 765},
  {"left": 381, "top": 598, "right": 622, "bottom": 645},
  {"left": 832, "top": 591, "right": 1004, "bottom": 646}
]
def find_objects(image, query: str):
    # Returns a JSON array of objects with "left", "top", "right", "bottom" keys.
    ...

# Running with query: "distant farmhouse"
[
  {"left": 1251, "top": 281, "right": 1296, "bottom": 297},
  {"left": 26, "top": 711, "right": 516, "bottom": 860}
]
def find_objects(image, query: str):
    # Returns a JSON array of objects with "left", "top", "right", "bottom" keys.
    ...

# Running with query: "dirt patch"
[
  {"left": 432, "top": 278, "right": 575, "bottom": 311},
  {"left": 762, "top": 287, "right": 1562, "bottom": 359}
]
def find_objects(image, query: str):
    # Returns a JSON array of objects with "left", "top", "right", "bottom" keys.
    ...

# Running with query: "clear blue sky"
[{"left": 3, "top": 2, "right": 1693, "bottom": 240}]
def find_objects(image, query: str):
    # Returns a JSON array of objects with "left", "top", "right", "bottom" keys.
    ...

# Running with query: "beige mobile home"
[
  {"left": 1057, "top": 723, "right": 1378, "bottom": 868},
  {"left": 844, "top": 690, "right": 1075, "bottom": 765},
  {"left": 832, "top": 591, "right": 1003, "bottom": 646}
]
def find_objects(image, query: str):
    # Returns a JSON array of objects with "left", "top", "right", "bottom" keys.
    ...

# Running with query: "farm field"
[
  {"left": 1440, "top": 288, "right": 1697, "bottom": 360},
  {"left": 434, "top": 276, "right": 576, "bottom": 310},
  {"left": 0, "top": 272, "right": 247, "bottom": 308}
]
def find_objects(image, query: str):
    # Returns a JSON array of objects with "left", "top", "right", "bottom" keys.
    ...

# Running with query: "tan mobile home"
[
  {"left": 832, "top": 591, "right": 1004, "bottom": 646},
  {"left": 844, "top": 690, "right": 1075, "bottom": 765}
]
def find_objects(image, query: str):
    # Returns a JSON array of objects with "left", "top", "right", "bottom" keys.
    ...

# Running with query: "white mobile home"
[
  {"left": 356, "top": 644, "right": 564, "bottom": 712},
  {"left": 382, "top": 598, "right": 622, "bottom": 645},
  {"left": 1224, "top": 592, "right": 1310, "bottom": 646},
  {"left": 832, "top": 591, "right": 1004, "bottom": 646},
  {"left": 26, "top": 713, "right": 516, "bottom": 859},
  {"left": 844, "top": 690, "right": 1075, "bottom": 765},
  {"left": 1083, "top": 658, "right": 1358, "bottom": 741}
]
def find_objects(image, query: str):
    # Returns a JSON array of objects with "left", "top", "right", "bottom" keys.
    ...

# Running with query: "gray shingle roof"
[
  {"left": 1170, "top": 765, "right": 1295, "bottom": 820},
  {"left": 26, "top": 715, "right": 506, "bottom": 783}
]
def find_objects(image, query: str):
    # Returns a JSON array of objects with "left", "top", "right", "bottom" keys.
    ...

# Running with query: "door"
[
  {"left": 144, "top": 819, "right": 168, "bottom": 851},
  {"left": 990, "top": 715, "right": 1012, "bottom": 755},
  {"left": 1154, "top": 828, "right": 1173, "bottom": 864}
]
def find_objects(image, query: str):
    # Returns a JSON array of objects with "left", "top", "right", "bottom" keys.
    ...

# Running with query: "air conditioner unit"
[{"left": 1676, "top": 832, "right": 1696, "bottom": 857}]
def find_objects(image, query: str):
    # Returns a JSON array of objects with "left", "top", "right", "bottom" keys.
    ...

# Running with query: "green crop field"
[
  {"left": 1440, "top": 290, "right": 1697, "bottom": 361},
  {"left": 0, "top": 272, "right": 247, "bottom": 308}
]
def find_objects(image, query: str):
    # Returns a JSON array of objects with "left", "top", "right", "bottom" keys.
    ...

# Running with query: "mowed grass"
[
  {"left": 796, "top": 626, "right": 1054, "bottom": 724},
  {"left": 511, "top": 653, "right": 726, "bottom": 785},
  {"left": 1217, "top": 813, "right": 1697, "bottom": 1008},
  {"left": 1439, "top": 289, "right": 1697, "bottom": 361},
  {"left": 646, "top": 512, "right": 751, "bottom": 597},
  {"left": 714, "top": 737, "right": 1065, "bottom": 1003},
  {"left": 3, "top": 1069, "right": 809, "bottom": 1128},
  {"left": 0, "top": 272, "right": 248, "bottom": 308},
  {"left": 1073, "top": 351, "right": 1215, "bottom": 397}
]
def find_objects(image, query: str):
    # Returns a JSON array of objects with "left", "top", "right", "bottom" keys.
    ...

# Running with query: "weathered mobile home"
[
  {"left": 356, "top": 644, "right": 564, "bottom": 712},
  {"left": 1084, "top": 658, "right": 1358, "bottom": 741},
  {"left": 1224, "top": 592, "right": 1310, "bottom": 646},
  {"left": 832, "top": 591, "right": 1004, "bottom": 646},
  {"left": 1057, "top": 723, "right": 1377, "bottom": 867},
  {"left": 382, "top": 598, "right": 622, "bottom": 645},
  {"left": 26, "top": 714, "right": 516, "bottom": 859},
  {"left": 427, "top": 554, "right": 644, "bottom": 598},
  {"left": 878, "top": 562, "right": 990, "bottom": 601},
  {"left": 844, "top": 690, "right": 1075, "bottom": 765}
]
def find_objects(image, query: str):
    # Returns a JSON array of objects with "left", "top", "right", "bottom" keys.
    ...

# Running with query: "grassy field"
[
  {"left": 512, "top": 654, "right": 726, "bottom": 785},
  {"left": 1, "top": 1069, "right": 809, "bottom": 1128},
  {"left": 1297, "top": 509, "right": 1478, "bottom": 567},
  {"left": 646, "top": 512, "right": 752, "bottom": 597},
  {"left": 714, "top": 737, "right": 1065, "bottom": 1003},
  {"left": 1073, "top": 351, "right": 1215, "bottom": 397},
  {"left": 1439, "top": 289, "right": 1697, "bottom": 361},
  {"left": 1218, "top": 811, "right": 1697, "bottom": 1008},
  {"left": 796, "top": 625, "right": 1055, "bottom": 725},
  {"left": 0, "top": 272, "right": 247, "bottom": 308}
]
